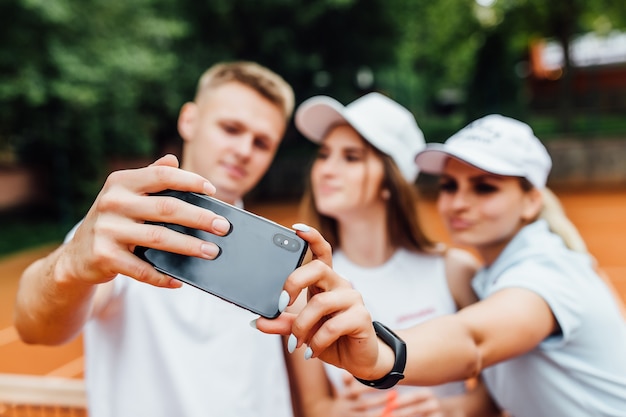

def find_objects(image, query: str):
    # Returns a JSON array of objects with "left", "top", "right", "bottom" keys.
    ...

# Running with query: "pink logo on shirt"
[{"left": 397, "top": 307, "right": 436, "bottom": 324}]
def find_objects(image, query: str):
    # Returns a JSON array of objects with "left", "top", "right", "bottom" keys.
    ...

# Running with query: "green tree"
[
  {"left": 3, "top": 0, "right": 626, "bottom": 222},
  {"left": 167, "top": 0, "right": 405, "bottom": 199},
  {"left": 1, "top": 0, "right": 188, "bottom": 222},
  {"left": 1, "top": 0, "right": 407, "bottom": 213}
]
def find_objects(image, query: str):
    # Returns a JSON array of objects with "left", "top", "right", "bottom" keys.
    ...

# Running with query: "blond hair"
[
  {"left": 195, "top": 61, "right": 295, "bottom": 122},
  {"left": 518, "top": 179, "right": 587, "bottom": 253},
  {"left": 538, "top": 187, "right": 626, "bottom": 320},
  {"left": 539, "top": 187, "right": 588, "bottom": 253}
]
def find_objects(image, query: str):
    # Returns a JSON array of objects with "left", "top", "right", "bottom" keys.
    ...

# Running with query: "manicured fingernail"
[
  {"left": 304, "top": 347, "right": 313, "bottom": 360},
  {"left": 288, "top": 334, "right": 297, "bottom": 353},
  {"left": 201, "top": 243, "right": 220, "bottom": 259},
  {"left": 292, "top": 223, "right": 310, "bottom": 232},
  {"left": 249, "top": 319, "right": 258, "bottom": 329},
  {"left": 212, "top": 218, "right": 231, "bottom": 235},
  {"left": 278, "top": 290, "right": 290, "bottom": 312},
  {"left": 204, "top": 182, "right": 216, "bottom": 195}
]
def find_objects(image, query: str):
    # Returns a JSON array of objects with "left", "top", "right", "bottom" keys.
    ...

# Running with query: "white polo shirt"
[
  {"left": 84, "top": 275, "right": 293, "bottom": 417},
  {"left": 66, "top": 222, "right": 293, "bottom": 417}
]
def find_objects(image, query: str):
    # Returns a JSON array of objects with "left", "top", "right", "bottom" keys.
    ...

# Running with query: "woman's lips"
[
  {"left": 447, "top": 217, "right": 474, "bottom": 231},
  {"left": 315, "top": 183, "right": 340, "bottom": 196}
]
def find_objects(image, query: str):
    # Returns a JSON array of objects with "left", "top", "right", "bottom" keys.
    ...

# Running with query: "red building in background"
[{"left": 528, "top": 31, "right": 626, "bottom": 113}]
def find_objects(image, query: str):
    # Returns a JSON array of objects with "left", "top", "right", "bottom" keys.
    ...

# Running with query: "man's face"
[{"left": 178, "top": 82, "right": 286, "bottom": 204}]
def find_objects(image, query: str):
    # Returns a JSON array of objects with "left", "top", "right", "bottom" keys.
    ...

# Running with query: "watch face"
[{"left": 355, "top": 321, "right": 407, "bottom": 389}]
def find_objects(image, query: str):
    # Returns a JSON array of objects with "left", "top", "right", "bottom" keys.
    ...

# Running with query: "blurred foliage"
[
  {"left": 0, "top": 207, "right": 67, "bottom": 256},
  {"left": 466, "top": 0, "right": 626, "bottom": 130},
  {"left": 1, "top": 0, "right": 188, "bottom": 220},
  {"left": 0, "top": 0, "right": 625, "bottom": 232}
]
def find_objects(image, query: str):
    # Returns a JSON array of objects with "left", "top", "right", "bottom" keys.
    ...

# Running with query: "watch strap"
[{"left": 354, "top": 321, "right": 406, "bottom": 389}]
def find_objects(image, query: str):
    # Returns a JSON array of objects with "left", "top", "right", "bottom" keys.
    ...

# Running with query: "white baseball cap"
[
  {"left": 295, "top": 92, "right": 425, "bottom": 182},
  {"left": 414, "top": 114, "right": 552, "bottom": 188}
]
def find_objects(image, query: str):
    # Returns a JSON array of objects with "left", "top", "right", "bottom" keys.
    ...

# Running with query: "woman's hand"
[
  {"left": 255, "top": 224, "right": 393, "bottom": 382},
  {"left": 328, "top": 373, "right": 390, "bottom": 417},
  {"left": 390, "top": 388, "right": 447, "bottom": 417},
  {"left": 317, "top": 371, "right": 447, "bottom": 417}
]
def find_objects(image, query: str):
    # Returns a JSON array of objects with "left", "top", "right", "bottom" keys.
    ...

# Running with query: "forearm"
[
  {"left": 14, "top": 245, "right": 97, "bottom": 345},
  {"left": 397, "top": 315, "right": 482, "bottom": 386}
]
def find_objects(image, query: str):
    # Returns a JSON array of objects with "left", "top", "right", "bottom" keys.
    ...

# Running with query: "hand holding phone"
[{"left": 134, "top": 190, "right": 308, "bottom": 318}]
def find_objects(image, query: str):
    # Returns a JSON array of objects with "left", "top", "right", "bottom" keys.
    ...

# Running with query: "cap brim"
[
  {"left": 414, "top": 144, "right": 452, "bottom": 174},
  {"left": 295, "top": 96, "right": 348, "bottom": 143},
  {"left": 415, "top": 144, "right": 525, "bottom": 177}
]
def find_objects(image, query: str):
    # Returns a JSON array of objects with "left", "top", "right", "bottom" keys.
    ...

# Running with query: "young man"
[{"left": 14, "top": 62, "right": 296, "bottom": 417}]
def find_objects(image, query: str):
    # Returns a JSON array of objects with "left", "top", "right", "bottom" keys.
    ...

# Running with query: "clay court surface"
[{"left": 1, "top": 189, "right": 625, "bottom": 412}]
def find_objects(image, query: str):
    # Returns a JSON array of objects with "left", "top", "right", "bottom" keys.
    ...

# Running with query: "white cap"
[
  {"left": 295, "top": 92, "right": 425, "bottom": 182},
  {"left": 414, "top": 114, "right": 552, "bottom": 189}
]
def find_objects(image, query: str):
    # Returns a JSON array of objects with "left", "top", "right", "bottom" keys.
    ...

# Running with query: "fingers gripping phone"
[{"left": 134, "top": 190, "right": 308, "bottom": 319}]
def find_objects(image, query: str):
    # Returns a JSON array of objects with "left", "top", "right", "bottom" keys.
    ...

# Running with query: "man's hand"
[
  {"left": 61, "top": 154, "right": 230, "bottom": 289},
  {"left": 14, "top": 155, "right": 231, "bottom": 345}
]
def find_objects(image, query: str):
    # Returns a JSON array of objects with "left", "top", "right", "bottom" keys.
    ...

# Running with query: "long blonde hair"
[
  {"left": 518, "top": 178, "right": 586, "bottom": 252},
  {"left": 539, "top": 187, "right": 588, "bottom": 253}
]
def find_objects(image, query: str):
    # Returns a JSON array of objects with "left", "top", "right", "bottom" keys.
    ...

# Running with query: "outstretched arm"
[
  {"left": 14, "top": 155, "right": 230, "bottom": 345},
  {"left": 256, "top": 224, "right": 557, "bottom": 387}
]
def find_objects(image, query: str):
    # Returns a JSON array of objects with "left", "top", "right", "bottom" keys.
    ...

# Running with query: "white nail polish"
[
  {"left": 249, "top": 319, "right": 258, "bottom": 329},
  {"left": 278, "top": 290, "right": 290, "bottom": 313},
  {"left": 304, "top": 347, "right": 313, "bottom": 360},
  {"left": 288, "top": 334, "right": 297, "bottom": 353},
  {"left": 292, "top": 223, "right": 310, "bottom": 232}
]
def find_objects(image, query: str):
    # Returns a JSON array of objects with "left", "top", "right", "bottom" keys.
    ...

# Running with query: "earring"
[{"left": 381, "top": 189, "right": 391, "bottom": 200}]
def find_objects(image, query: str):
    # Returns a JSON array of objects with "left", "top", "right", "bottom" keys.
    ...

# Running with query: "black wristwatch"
[{"left": 354, "top": 321, "right": 407, "bottom": 389}]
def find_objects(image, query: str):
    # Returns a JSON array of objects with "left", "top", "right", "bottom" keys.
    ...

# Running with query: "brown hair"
[
  {"left": 195, "top": 61, "right": 295, "bottom": 122},
  {"left": 299, "top": 144, "right": 440, "bottom": 254}
]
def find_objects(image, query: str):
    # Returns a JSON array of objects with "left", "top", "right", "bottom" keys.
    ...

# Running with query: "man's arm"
[
  {"left": 14, "top": 244, "right": 114, "bottom": 344},
  {"left": 14, "top": 155, "right": 229, "bottom": 345}
]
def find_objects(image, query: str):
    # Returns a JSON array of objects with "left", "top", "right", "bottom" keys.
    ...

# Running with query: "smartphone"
[{"left": 134, "top": 190, "right": 308, "bottom": 319}]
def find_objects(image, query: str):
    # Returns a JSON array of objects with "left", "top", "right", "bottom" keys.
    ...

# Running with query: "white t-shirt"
[
  {"left": 473, "top": 220, "right": 626, "bottom": 417},
  {"left": 67, "top": 224, "right": 293, "bottom": 417},
  {"left": 325, "top": 248, "right": 466, "bottom": 398}
]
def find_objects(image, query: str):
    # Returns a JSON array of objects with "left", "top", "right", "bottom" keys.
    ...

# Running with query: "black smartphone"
[{"left": 134, "top": 190, "right": 308, "bottom": 319}]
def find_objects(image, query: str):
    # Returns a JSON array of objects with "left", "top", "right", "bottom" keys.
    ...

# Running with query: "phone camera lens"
[{"left": 273, "top": 233, "right": 300, "bottom": 252}]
